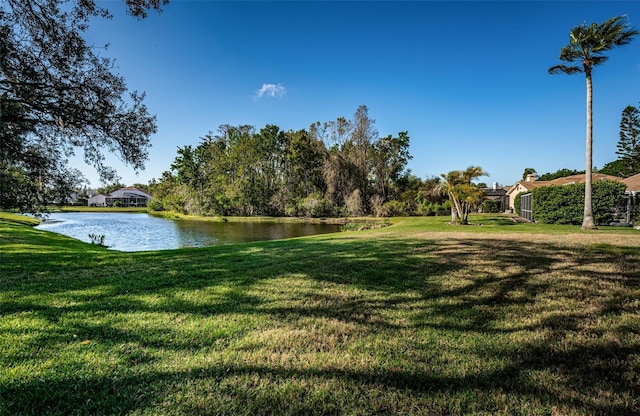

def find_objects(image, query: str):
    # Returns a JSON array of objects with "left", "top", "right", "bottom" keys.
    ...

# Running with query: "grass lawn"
[
  {"left": 59, "top": 206, "right": 149, "bottom": 213},
  {"left": 1, "top": 214, "right": 639, "bottom": 415}
]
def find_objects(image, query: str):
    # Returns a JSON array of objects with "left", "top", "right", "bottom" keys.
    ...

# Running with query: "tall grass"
[{"left": 1, "top": 214, "right": 639, "bottom": 415}]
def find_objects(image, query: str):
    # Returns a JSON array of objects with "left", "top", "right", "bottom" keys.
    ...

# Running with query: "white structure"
[{"left": 88, "top": 187, "right": 152, "bottom": 207}]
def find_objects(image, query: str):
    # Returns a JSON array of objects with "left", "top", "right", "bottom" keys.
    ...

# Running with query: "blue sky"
[{"left": 78, "top": 0, "right": 640, "bottom": 188}]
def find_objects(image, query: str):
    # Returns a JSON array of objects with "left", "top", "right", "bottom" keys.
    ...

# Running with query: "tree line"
[{"left": 150, "top": 105, "right": 451, "bottom": 217}]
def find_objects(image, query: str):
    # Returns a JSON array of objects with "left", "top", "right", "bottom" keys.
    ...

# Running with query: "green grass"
[
  {"left": 1, "top": 214, "right": 639, "bottom": 415},
  {"left": 0, "top": 211, "right": 40, "bottom": 226},
  {"left": 59, "top": 206, "right": 149, "bottom": 213}
]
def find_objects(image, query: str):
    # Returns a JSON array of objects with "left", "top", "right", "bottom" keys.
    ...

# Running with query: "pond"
[{"left": 35, "top": 212, "right": 342, "bottom": 252}]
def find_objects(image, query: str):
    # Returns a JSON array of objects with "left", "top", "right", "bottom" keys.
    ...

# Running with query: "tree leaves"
[{"left": 1, "top": 0, "right": 162, "bottom": 213}]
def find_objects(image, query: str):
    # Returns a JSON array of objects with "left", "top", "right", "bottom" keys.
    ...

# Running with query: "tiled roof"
[
  {"left": 507, "top": 180, "right": 549, "bottom": 194},
  {"left": 482, "top": 187, "right": 508, "bottom": 196},
  {"left": 546, "top": 173, "right": 624, "bottom": 186},
  {"left": 623, "top": 173, "right": 640, "bottom": 192},
  {"left": 120, "top": 186, "right": 152, "bottom": 197},
  {"left": 509, "top": 173, "right": 640, "bottom": 194}
]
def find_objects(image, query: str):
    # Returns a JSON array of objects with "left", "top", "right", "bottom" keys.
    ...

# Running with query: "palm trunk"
[
  {"left": 582, "top": 68, "right": 597, "bottom": 229},
  {"left": 448, "top": 191, "right": 461, "bottom": 224},
  {"left": 450, "top": 206, "right": 458, "bottom": 224}
]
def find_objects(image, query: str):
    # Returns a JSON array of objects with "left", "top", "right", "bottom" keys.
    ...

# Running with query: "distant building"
[
  {"left": 622, "top": 173, "right": 640, "bottom": 224},
  {"left": 506, "top": 173, "right": 626, "bottom": 212},
  {"left": 507, "top": 172, "right": 636, "bottom": 224},
  {"left": 481, "top": 182, "right": 510, "bottom": 212},
  {"left": 88, "top": 186, "right": 152, "bottom": 207}
]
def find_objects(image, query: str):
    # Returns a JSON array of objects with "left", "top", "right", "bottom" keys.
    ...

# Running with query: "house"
[
  {"left": 623, "top": 172, "right": 640, "bottom": 194},
  {"left": 506, "top": 174, "right": 549, "bottom": 211},
  {"left": 507, "top": 172, "right": 636, "bottom": 223},
  {"left": 621, "top": 173, "right": 640, "bottom": 223},
  {"left": 88, "top": 186, "right": 152, "bottom": 207},
  {"left": 481, "top": 182, "right": 511, "bottom": 212},
  {"left": 88, "top": 194, "right": 107, "bottom": 206},
  {"left": 506, "top": 173, "right": 626, "bottom": 211}
]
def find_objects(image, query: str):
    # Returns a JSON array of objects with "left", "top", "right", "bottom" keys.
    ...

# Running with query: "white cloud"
[{"left": 255, "top": 83, "right": 286, "bottom": 100}]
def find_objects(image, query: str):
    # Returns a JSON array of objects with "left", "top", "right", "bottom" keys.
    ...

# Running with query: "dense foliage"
[
  {"left": 0, "top": 0, "right": 164, "bottom": 213},
  {"left": 150, "top": 106, "right": 447, "bottom": 217},
  {"left": 481, "top": 199, "right": 502, "bottom": 213},
  {"left": 615, "top": 103, "right": 640, "bottom": 176},
  {"left": 537, "top": 168, "right": 585, "bottom": 181},
  {"left": 532, "top": 181, "right": 627, "bottom": 225}
]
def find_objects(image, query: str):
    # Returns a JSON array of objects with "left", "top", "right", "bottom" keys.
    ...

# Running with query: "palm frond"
[
  {"left": 550, "top": 15, "right": 637, "bottom": 75},
  {"left": 590, "top": 56, "right": 608, "bottom": 67},
  {"left": 614, "top": 29, "right": 640, "bottom": 47},
  {"left": 558, "top": 45, "right": 582, "bottom": 62},
  {"left": 548, "top": 64, "right": 582, "bottom": 75}
]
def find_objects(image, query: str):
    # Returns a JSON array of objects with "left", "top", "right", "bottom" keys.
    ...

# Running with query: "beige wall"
[{"left": 507, "top": 183, "right": 530, "bottom": 211}]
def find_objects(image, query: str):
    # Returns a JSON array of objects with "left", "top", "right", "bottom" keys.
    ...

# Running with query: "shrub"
[
  {"left": 345, "top": 189, "right": 363, "bottom": 216},
  {"left": 378, "top": 200, "right": 407, "bottom": 217},
  {"left": 148, "top": 199, "right": 164, "bottom": 211},
  {"left": 299, "top": 194, "right": 333, "bottom": 218},
  {"left": 88, "top": 233, "right": 106, "bottom": 246},
  {"left": 532, "top": 181, "right": 627, "bottom": 225},
  {"left": 370, "top": 195, "right": 384, "bottom": 217},
  {"left": 592, "top": 181, "right": 628, "bottom": 225},
  {"left": 481, "top": 200, "right": 502, "bottom": 213},
  {"left": 341, "top": 219, "right": 391, "bottom": 231},
  {"left": 514, "top": 192, "right": 527, "bottom": 216}
]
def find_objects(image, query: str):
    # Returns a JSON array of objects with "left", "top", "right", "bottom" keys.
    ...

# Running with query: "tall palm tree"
[{"left": 549, "top": 16, "right": 638, "bottom": 229}]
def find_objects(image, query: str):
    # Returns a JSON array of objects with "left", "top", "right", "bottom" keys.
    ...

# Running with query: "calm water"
[{"left": 36, "top": 212, "right": 341, "bottom": 252}]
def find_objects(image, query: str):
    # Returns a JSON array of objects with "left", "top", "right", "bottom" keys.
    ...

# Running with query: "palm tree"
[
  {"left": 549, "top": 15, "right": 638, "bottom": 229},
  {"left": 438, "top": 170, "right": 464, "bottom": 224},
  {"left": 438, "top": 166, "right": 488, "bottom": 225}
]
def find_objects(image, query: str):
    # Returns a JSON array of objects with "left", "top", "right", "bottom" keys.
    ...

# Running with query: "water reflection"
[{"left": 36, "top": 212, "right": 341, "bottom": 252}]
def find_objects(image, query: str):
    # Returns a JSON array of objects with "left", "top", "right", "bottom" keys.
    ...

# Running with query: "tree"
[
  {"left": 549, "top": 16, "right": 638, "bottom": 229},
  {"left": 0, "top": 97, "right": 86, "bottom": 212},
  {"left": 96, "top": 182, "right": 126, "bottom": 195},
  {"left": 0, "top": 0, "right": 165, "bottom": 212},
  {"left": 343, "top": 105, "right": 377, "bottom": 212},
  {"left": 598, "top": 159, "right": 628, "bottom": 177},
  {"left": 438, "top": 166, "right": 488, "bottom": 225},
  {"left": 371, "top": 131, "right": 412, "bottom": 201},
  {"left": 616, "top": 103, "right": 640, "bottom": 176},
  {"left": 522, "top": 168, "right": 537, "bottom": 180},
  {"left": 537, "top": 168, "right": 584, "bottom": 181}
]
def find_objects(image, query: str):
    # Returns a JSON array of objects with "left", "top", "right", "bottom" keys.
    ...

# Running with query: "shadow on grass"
[{"left": 1, "top": 229, "right": 639, "bottom": 415}]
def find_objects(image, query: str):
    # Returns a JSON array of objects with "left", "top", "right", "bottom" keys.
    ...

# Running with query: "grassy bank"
[
  {"left": 1, "top": 215, "right": 639, "bottom": 415},
  {"left": 59, "top": 206, "right": 149, "bottom": 213}
]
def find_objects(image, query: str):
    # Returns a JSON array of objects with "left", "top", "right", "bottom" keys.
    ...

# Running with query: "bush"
[
  {"left": 88, "top": 233, "right": 106, "bottom": 246},
  {"left": 341, "top": 219, "right": 391, "bottom": 231},
  {"left": 481, "top": 200, "right": 502, "bottom": 213},
  {"left": 532, "top": 181, "right": 627, "bottom": 225},
  {"left": 148, "top": 199, "right": 164, "bottom": 211},
  {"left": 592, "top": 181, "right": 628, "bottom": 225},
  {"left": 378, "top": 200, "right": 407, "bottom": 217},
  {"left": 299, "top": 193, "right": 333, "bottom": 218},
  {"left": 514, "top": 192, "right": 527, "bottom": 216},
  {"left": 345, "top": 189, "right": 364, "bottom": 216},
  {"left": 370, "top": 195, "right": 384, "bottom": 217},
  {"left": 416, "top": 202, "right": 449, "bottom": 216}
]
